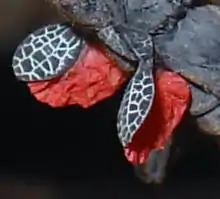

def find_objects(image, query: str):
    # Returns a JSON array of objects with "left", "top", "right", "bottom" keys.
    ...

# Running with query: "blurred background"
[{"left": 0, "top": 0, "right": 220, "bottom": 199}]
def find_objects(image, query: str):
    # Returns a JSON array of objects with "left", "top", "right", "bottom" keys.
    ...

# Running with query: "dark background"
[{"left": 0, "top": 0, "right": 220, "bottom": 198}]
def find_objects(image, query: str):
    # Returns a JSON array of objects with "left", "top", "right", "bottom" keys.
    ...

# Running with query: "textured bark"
[{"left": 155, "top": 5, "right": 220, "bottom": 136}]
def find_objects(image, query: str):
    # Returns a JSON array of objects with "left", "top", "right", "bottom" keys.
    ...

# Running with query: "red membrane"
[
  {"left": 124, "top": 68, "right": 191, "bottom": 165},
  {"left": 28, "top": 44, "right": 128, "bottom": 108}
]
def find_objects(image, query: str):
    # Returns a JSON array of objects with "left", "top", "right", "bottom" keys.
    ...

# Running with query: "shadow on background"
[{"left": 0, "top": 0, "right": 220, "bottom": 198}]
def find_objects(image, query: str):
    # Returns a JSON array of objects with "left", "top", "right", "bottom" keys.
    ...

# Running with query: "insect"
[{"left": 11, "top": 0, "right": 220, "bottom": 183}]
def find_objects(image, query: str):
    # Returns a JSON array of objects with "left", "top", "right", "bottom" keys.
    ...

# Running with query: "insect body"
[{"left": 11, "top": 0, "right": 220, "bottom": 184}]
